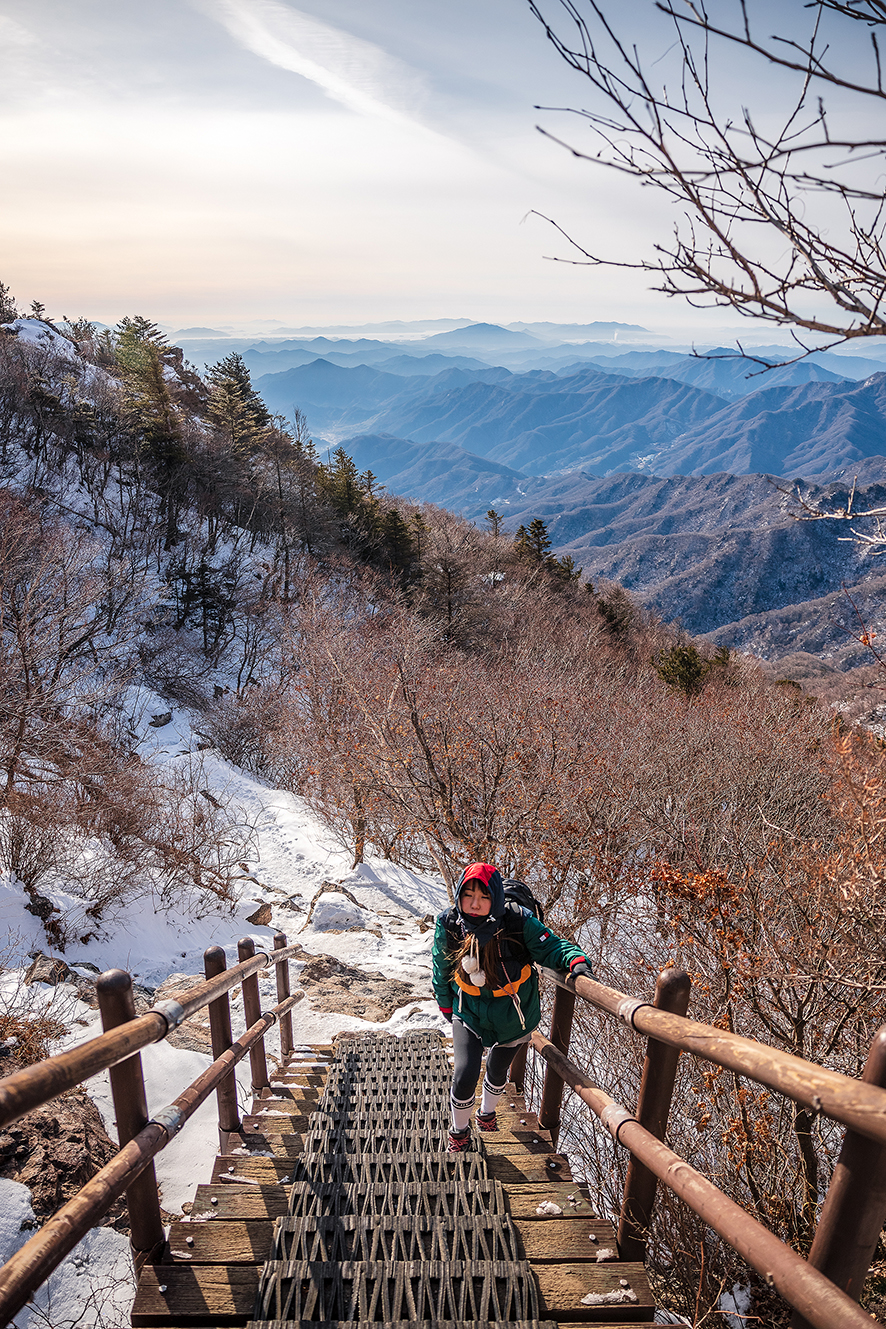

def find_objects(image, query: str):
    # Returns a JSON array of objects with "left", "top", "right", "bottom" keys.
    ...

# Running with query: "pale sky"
[{"left": 0, "top": 0, "right": 873, "bottom": 332}]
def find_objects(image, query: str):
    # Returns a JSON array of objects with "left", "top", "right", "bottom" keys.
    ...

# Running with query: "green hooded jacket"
[{"left": 431, "top": 901, "right": 589, "bottom": 1046}]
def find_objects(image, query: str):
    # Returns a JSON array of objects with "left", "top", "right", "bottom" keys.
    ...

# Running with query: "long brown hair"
[{"left": 450, "top": 933, "right": 504, "bottom": 987}]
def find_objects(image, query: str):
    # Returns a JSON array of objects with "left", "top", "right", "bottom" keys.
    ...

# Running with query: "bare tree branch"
[{"left": 528, "top": 0, "right": 886, "bottom": 355}]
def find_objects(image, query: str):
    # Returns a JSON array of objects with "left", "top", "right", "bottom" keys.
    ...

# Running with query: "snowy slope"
[{"left": 0, "top": 697, "right": 450, "bottom": 1326}]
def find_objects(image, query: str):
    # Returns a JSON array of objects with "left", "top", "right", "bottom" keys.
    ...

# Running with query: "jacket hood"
[{"left": 455, "top": 863, "right": 505, "bottom": 943}]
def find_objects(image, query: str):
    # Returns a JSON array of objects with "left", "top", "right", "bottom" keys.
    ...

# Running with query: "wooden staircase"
[{"left": 130, "top": 1032, "right": 657, "bottom": 1326}]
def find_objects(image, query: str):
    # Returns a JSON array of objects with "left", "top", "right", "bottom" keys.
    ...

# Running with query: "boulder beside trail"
[
  {"left": 0, "top": 1087, "right": 130, "bottom": 1230},
  {"left": 297, "top": 953, "right": 420, "bottom": 1022},
  {"left": 24, "top": 954, "right": 70, "bottom": 987}
]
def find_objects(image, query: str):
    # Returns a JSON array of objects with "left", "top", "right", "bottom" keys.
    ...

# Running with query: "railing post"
[
  {"left": 273, "top": 932, "right": 294, "bottom": 1062},
  {"left": 95, "top": 970, "right": 165, "bottom": 1269},
  {"left": 537, "top": 981, "right": 577, "bottom": 1147},
  {"left": 238, "top": 937, "right": 270, "bottom": 1095},
  {"left": 617, "top": 967, "right": 692, "bottom": 1262},
  {"left": 791, "top": 1025, "right": 886, "bottom": 1329},
  {"left": 204, "top": 945, "right": 242, "bottom": 1150}
]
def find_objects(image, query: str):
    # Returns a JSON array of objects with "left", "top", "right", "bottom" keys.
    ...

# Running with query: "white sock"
[
  {"left": 451, "top": 1096, "right": 473, "bottom": 1132},
  {"left": 481, "top": 1077, "right": 507, "bottom": 1116}
]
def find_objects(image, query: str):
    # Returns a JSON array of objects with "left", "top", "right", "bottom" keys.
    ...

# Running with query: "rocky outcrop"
[
  {"left": 0, "top": 1087, "right": 129, "bottom": 1231},
  {"left": 24, "top": 952, "right": 99, "bottom": 1008},
  {"left": 298, "top": 954, "right": 419, "bottom": 1021}
]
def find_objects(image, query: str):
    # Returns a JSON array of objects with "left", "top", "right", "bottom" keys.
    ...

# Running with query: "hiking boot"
[
  {"left": 476, "top": 1110, "right": 498, "bottom": 1132},
  {"left": 447, "top": 1127, "right": 471, "bottom": 1152}
]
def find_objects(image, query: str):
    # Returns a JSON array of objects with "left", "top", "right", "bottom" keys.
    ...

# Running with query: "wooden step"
[
  {"left": 253, "top": 1087, "right": 322, "bottom": 1106},
  {"left": 130, "top": 1260, "right": 654, "bottom": 1325},
  {"left": 209, "top": 1152, "right": 572, "bottom": 1185},
  {"left": 131, "top": 1263, "right": 258, "bottom": 1325},
  {"left": 537, "top": 1261, "right": 654, "bottom": 1320},
  {"left": 190, "top": 1183, "right": 289, "bottom": 1219},
  {"left": 491, "top": 1152, "right": 572, "bottom": 1183},
  {"left": 515, "top": 1217, "right": 618, "bottom": 1261},
  {"left": 499, "top": 1181, "right": 602, "bottom": 1218},
  {"left": 169, "top": 1219, "right": 273, "bottom": 1263},
  {"left": 228, "top": 1128, "right": 556, "bottom": 1156},
  {"left": 270, "top": 1062, "right": 330, "bottom": 1076},
  {"left": 167, "top": 1214, "right": 618, "bottom": 1265},
  {"left": 254, "top": 1078, "right": 324, "bottom": 1096},
  {"left": 188, "top": 1180, "right": 600, "bottom": 1222},
  {"left": 240, "top": 1113, "right": 313, "bottom": 1132},
  {"left": 228, "top": 1131, "right": 308, "bottom": 1153},
  {"left": 270, "top": 1065, "right": 329, "bottom": 1079}
]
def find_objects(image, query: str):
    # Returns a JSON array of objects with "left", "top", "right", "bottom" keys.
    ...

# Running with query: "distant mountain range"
[
  {"left": 337, "top": 439, "right": 884, "bottom": 635},
  {"left": 177, "top": 318, "right": 650, "bottom": 365},
  {"left": 243, "top": 322, "right": 886, "bottom": 678},
  {"left": 256, "top": 356, "right": 886, "bottom": 479}
]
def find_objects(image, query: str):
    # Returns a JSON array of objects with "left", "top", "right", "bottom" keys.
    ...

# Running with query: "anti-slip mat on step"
[
  {"left": 286, "top": 1180, "right": 508, "bottom": 1219},
  {"left": 268, "top": 1214, "right": 521, "bottom": 1263},
  {"left": 282, "top": 1151, "right": 489, "bottom": 1185},
  {"left": 248, "top": 1320, "right": 560, "bottom": 1329},
  {"left": 308, "top": 1110, "right": 451, "bottom": 1131},
  {"left": 302, "top": 1128, "right": 452, "bottom": 1155},
  {"left": 252, "top": 1031, "right": 539, "bottom": 1326},
  {"left": 254, "top": 1259, "right": 542, "bottom": 1323}
]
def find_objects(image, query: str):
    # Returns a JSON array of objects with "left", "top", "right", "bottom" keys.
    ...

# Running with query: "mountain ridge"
[{"left": 256, "top": 357, "right": 886, "bottom": 478}]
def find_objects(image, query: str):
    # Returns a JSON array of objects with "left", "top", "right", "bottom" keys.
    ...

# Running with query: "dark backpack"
[{"left": 503, "top": 879, "right": 545, "bottom": 925}]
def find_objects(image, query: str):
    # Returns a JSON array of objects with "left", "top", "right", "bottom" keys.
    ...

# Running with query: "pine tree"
[
  {"left": 527, "top": 518, "right": 552, "bottom": 561},
  {"left": 319, "top": 447, "right": 363, "bottom": 516},
  {"left": 114, "top": 316, "right": 187, "bottom": 549},
  {"left": 514, "top": 517, "right": 553, "bottom": 564},
  {"left": 206, "top": 353, "right": 271, "bottom": 455},
  {"left": 486, "top": 508, "right": 503, "bottom": 538},
  {"left": 411, "top": 512, "right": 429, "bottom": 560},
  {"left": 597, "top": 585, "right": 636, "bottom": 640},
  {"left": 551, "top": 553, "right": 582, "bottom": 583},
  {"left": 0, "top": 281, "right": 18, "bottom": 322},
  {"left": 380, "top": 507, "right": 415, "bottom": 571},
  {"left": 655, "top": 643, "right": 709, "bottom": 697},
  {"left": 287, "top": 413, "right": 321, "bottom": 556}
]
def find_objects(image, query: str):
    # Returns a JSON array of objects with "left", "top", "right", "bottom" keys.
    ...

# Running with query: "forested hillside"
[{"left": 3, "top": 308, "right": 886, "bottom": 1323}]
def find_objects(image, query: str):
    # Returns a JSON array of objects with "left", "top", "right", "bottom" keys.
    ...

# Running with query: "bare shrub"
[
  {"left": 201, "top": 686, "right": 290, "bottom": 776},
  {"left": 0, "top": 488, "right": 145, "bottom": 797},
  {"left": 0, "top": 1008, "right": 68, "bottom": 1067},
  {"left": 146, "top": 762, "right": 258, "bottom": 913},
  {"left": 0, "top": 799, "right": 65, "bottom": 894},
  {"left": 138, "top": 625, "right": 215, "bottom": 709}
]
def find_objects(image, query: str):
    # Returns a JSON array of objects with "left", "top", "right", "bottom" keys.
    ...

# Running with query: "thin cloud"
[
  {"left": 0, "top": 15, "right": 37, "bottom": 46},
  {"left": 198, "top": 0, "right": 428, "bottom": 126}
]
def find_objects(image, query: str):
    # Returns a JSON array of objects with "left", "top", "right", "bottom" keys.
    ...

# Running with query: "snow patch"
[
  {"left": 309, "top": 892, "right": 364, "bottom": 931},
  {"left": 0, "top": 1179, "right": 134, "bottom": 1329}
]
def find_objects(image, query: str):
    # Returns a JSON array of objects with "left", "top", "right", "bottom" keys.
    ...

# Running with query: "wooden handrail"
[
  {"left": 0, "top": 988, "right": 304, "bottom": 1325},
  {"left": 0, "top": 941, "right": 302, "bottom": 1130},
  {"left": 540, "top": 966, "right": 886, "bottom": 1145},
  {"left": 529, "top": 1029, "right": 877, "bottom": 1329}
]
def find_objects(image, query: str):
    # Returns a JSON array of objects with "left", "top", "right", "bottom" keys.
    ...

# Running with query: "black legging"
[{"left": 450, "top": 1015, "right": 522, "bottom": 1103}]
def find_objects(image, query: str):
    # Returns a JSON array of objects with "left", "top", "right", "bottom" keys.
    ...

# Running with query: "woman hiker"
[{"left": 432, "top": 861, "right": 593, "bottom": 1151}]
